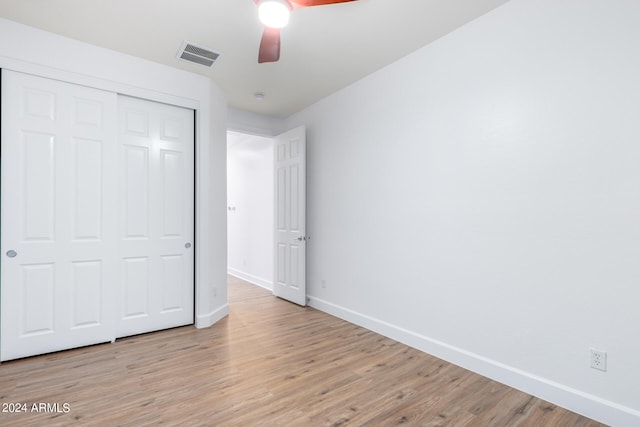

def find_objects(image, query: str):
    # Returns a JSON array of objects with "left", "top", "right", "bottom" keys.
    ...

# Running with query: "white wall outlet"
[{"left": 590, "top": 348, "right": 607, "bottom": 372}]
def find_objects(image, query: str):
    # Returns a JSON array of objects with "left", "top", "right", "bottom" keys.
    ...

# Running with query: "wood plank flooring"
[{"left": 0, "top": 276, "right": 606, "bottom": 426}]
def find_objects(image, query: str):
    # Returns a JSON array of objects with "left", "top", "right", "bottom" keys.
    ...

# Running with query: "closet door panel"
[
  {"left": 116, "top": 96, "right": 194, "bottom": 338},
  {"left": 1, "top": 70, "right": 118, "bottom": 361}
]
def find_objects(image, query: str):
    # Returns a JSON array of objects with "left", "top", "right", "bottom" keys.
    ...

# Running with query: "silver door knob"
[
  {"left": 296, "top": 236, "right": 306, "bottom": 241},
  {"left": 6, "top": 250, "right": 17, "bottom": 258},
  {"left": 185, "top": 242, "right": 192, "bottom": 249}
]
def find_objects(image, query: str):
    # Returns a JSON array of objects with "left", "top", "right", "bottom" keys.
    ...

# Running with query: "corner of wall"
[
  {"left": 227, "top": 106, "right": 285, "bottom": 136},
  {"left": 228, "top": 269, "right": 273, "bottom": 291},
  {"left": 195, "top": 303, "right": 229, "bottom": 328}
]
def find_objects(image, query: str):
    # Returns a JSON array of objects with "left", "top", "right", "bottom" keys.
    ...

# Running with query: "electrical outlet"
[{"left": 590, "top": 348, "right": 607, "bottom": 372}]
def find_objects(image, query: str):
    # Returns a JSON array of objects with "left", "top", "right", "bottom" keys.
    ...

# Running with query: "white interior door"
[
  {"left": 116, "top": 96, "right": 194, "bottom": 337},
  {"left": 1, "top": 70, "right": 118, "bottom": 361},
  {"left": 273, "top": 126, "right": 306, "bottom": 305}
]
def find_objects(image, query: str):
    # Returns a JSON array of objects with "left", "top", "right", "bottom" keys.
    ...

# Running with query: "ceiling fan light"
[{"left": 259, "top": 0, "right": 291, "bottom": 29}]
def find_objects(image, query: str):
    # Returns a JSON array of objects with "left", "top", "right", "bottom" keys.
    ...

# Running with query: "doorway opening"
[{"left": 226, "top": 130, "right": 275, "bottom": 291}]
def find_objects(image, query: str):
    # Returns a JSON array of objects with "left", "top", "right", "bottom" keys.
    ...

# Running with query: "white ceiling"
[{"left": 0, "top": 0, "right": 509, "bottom": 118}]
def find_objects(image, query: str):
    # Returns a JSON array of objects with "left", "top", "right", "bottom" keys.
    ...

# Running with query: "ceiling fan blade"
[
  {"left": 258, "top": 27, "right": 281, "bottom": 63},
  {"left": 290, "top": 0, "right": 357, "bottom": 7},
  {"left": 255, "top": 0, "right": 357, "bottom": 63}
]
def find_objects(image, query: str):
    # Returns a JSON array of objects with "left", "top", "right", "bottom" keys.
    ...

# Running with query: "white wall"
[
  {"left": 227, "top": 131, "right": 274, "bottom": 288},
  {"left": 228, "top": 107, "right": 285, "bottom": 137},
  {"left": 284, "top": 0, "right": 640, "bottom": 425},
  {"left": 0, "top": 18, "right": 229, "bottom": 328}
]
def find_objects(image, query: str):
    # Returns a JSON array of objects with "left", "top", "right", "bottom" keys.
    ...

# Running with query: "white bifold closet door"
[
  {"left": 1, "top": 70, "right": 194, "bottom": 361},
  {"left": 116, "top": 95, "right": 194, "bottom": 338}
]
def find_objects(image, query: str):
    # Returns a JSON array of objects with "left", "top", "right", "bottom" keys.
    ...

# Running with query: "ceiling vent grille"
[{"left": 176, "top": 41, "right": 221, "bottom": 67}]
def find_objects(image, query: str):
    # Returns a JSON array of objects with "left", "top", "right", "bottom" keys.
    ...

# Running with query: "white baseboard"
[
  {"left": 308, "top": 296, "right": 640, "bottom": 427},
  {"left": 228, "top": 268, "right": 273, "bottom": 291},
  {"left": 195, "top": 303, "right": 229, "bottom": 329}
]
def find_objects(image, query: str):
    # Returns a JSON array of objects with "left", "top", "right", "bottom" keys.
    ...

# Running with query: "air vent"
[{"left": 176, "top": 41, "right": 221, "bottom": 67}]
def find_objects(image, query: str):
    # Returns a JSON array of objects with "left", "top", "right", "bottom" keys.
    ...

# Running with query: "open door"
[{"left": 273, "top": 126, "right": 306, "bottom": 306}]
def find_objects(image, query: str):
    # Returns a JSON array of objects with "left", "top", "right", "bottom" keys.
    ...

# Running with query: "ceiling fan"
[{"left": 254, "top": 0, "right": 358, "bottom": 63}]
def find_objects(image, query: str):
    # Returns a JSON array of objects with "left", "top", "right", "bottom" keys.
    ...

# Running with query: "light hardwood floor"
[{"left": 0, "top": 276, "right": 606, "bottom": 426}]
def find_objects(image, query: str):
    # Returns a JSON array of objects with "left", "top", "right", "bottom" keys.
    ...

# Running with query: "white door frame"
[{"left": 225, "top": 125, "right": 307, "bottom": 307}]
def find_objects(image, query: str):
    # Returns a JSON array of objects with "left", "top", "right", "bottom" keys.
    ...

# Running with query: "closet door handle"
[{"left": 6, "top": 250, "right": 17, "bottom": 258}]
